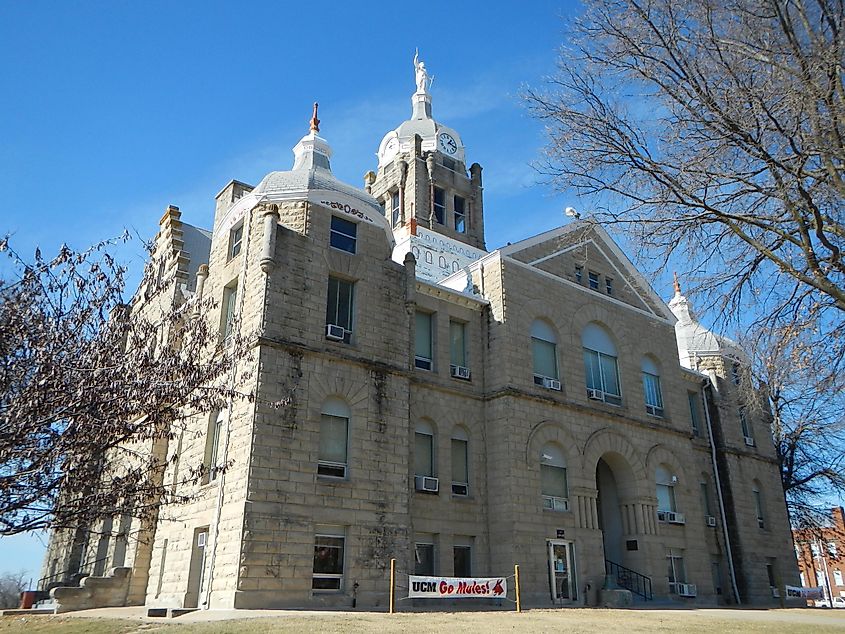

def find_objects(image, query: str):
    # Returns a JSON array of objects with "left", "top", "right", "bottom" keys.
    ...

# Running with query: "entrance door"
[
  {"left": 185, "top": 527, "right": 208, "bottom": 608},
  {"left": 548, "top": 540, "right": 577, "bottom": 604}
]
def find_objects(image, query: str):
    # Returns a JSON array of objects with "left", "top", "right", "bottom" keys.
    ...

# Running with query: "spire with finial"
[
  {"left": 673, "top": 271, "right": 681, "bottom": 295},
  {"left": 309, "top": 102, "right": 320, "bottom": 133}
]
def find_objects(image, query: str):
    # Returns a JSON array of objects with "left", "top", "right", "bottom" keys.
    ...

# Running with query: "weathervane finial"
[
  {"left": 673, "top": 271, "right": 681, "bottom": 295},
  {"left": 309, "top": 102, "right": 320, "bottom": 133}
]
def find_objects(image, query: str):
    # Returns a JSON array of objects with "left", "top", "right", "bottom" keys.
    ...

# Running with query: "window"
[
  {"left": 812, "top": 543, "right": 821, "bottom": 557},
  {"left": 753, "top": 484, "right": 765, "bottom": 528},
  {"left": 575, "top": 266, "right": 583, "bottom": 284},
  {"left": 739, "top": 408, "right": 753, "bottom": 442},
  {"left": 222, "top": 281, "right": 238, "bottom": 337},
  {"left": 541, "top": 443, "right": 568, "bottom": 511},
  {"left": 835, "top": 570, "right": 844, "bottom": 586},
  {"left": 450, "top": 320, "right": 467, "bottom": 373},
  {"left": 326, "top": 276, "right": 354, "bottom": 343},
  {"left": 318, "top": 398, "right": 349, "bottom": 479},
  {"left": 415, "top": 541, "right": 435, "bottom": 575},
  {"left": 583, "top": 323, "right": 621, "bottom": 405},
  {"left": 531, "top": 320, "right": 558, "bottom": 385},
  {"left": 454, "top": 195, "right": 466, "bottom": 233},
  {"left": 656, "top": 465, "right": 677, "bottom": 513},
  {"left": 766, "top": 559, "right": 777, "bottom": 588},
  {"left": 451, "top": 428, "right": 469, "bottom": 496},
  {"left": 588, "top": 271, "right": 599, "bottom": 290},
  {"left": 415, "top": 421, "right": 435, "bottom": 477},
  {"left": 641, "top": 357, "right": 664, "bottom": 417},
  {"left": 667, "top": 550, "right": 686, "bottom": 585},
  {"left": 433, "top": 187, "right": 446, "bottom": 224},
  {"left": 454, "top": 541, "right": 472, "bottom": 577},
  {"left": 391, "top": 191, "right": 401, "bottom": 227},
  {"left": 700, "top": 480, "right": 713, "bottom": 517},
  {"left": 605, "top": 277, "right": 613, "bottom": 295},
  {"left": 229, "top": 223, "right": 243, "bottom": 259},
  {"left": 688, "top": 392, "right": 702, "bottom": 436},
  {"left": 203, "top": 410, "right": 225, "bottom": 484},
  {"left": 312, "top": 526, "right": 345, "bottom": 590},
  {"left": 829, "top": 542, "right": 839, "bottom": 559},
  {"left": 731, "top": 361, "right": 741, "bottom": 386},
  {"left": 415, "top": 311, "right": 433, "bottom": 370},
  {"left": 329, "top": 216, "right": 357, "bottom": 254}
]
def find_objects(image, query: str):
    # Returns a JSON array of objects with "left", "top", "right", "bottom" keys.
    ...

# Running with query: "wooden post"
[
  {"left": 515, "top": 564, "right": 521, "bottom": 613},
  {"left": 389, "top": 558, "right": 396, "bottom": 614}
]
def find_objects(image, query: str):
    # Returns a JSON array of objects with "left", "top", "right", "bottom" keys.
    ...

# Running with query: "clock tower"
[{"left": 366, "top": 52, "right": 486, "bottom": 282}]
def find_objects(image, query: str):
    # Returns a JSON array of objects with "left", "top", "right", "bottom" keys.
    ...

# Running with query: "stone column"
[
  {"left": 259, "top": 204, "right": 280, "bottom": 274},
  {"left": 193, "top": 264, "right": 209, "bottom": 318}
]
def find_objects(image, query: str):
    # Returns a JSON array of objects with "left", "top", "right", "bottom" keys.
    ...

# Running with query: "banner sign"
[
  {"left": 408, "top": 575, "right": 507, "bottom": 599},
  {"left": 785, "top": 585, "right": 823, "bottom": 599}
]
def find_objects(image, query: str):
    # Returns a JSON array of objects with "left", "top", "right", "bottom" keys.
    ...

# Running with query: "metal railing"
[
  {"left": 605, "top": 559, "right": 653, "bottom": 601},
  {"left": 37, "top": 556, "right": 108, "bottom": 591}
]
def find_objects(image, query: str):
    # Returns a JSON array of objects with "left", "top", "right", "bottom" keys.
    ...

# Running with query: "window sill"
[
  {"left": 329, "top": 245, "right": 356, "bottom": 256},
  {"left": 316, "top": 474, "right": 349, "bottom": 484}
]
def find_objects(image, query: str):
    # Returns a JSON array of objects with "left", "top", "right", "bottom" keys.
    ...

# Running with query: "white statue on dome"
[{"left": 413, "top": 49, "right": 431, "bottom": 94}]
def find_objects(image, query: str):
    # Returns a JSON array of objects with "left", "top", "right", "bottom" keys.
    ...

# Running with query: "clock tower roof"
[{"left": 377, "top": 53, "right": 465, "bottom": 167}]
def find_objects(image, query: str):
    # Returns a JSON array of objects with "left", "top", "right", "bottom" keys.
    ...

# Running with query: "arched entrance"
[{"left": 595, "top": 452, "right": 638, "bottom": 570}]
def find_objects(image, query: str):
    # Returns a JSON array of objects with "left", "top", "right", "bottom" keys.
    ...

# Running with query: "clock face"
[{"left": 438, "top": 132, "right": 458, "bottom": 155}]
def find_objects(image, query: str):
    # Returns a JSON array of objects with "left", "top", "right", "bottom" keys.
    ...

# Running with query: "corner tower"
[{"left": 367, "top": 52, "right": 487, "bottom": 282}]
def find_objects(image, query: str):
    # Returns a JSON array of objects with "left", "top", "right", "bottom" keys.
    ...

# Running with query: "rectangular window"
[
  {"left": 575, "top": 266, "right": 583, "bottom": 284},
  {"left": 433, "top": 187, "right": 446, "bottom": 224},
  {"left": 657, "top": 483, "right": 677, "bottom": 513},
  {"left": 454, "top": 195, "right": 466, "bottom": 233},
  {"left": 222, "top": 281, "right": 238, "bottom": 337},
  {"left": 532, "top": 338, "right": 558, "bottom": 381},
  {"left": 700, "top": 481, "right": 712, "bottom": 516},
  {"left": 229, "top": 223, "right": 243, "bottom": 259},
  {"left": 667, "top": 550, "right": 686, "bottom": 583},
  {"left": 391, "top": 191, "right": 400, "bottom": 227},
  {"left": 642, "top": 372, "right": 664, "bottom": 417},
  {"left": 415, "top": 431, "right": 434, "bottom": 477},
  {"left": 830, "top": 542, "right": 839, "bottom": 558},
  {"left": 835, "top": 570, "right": 844, "bottom": 586},
  {"left": 588, "top": 271, "right": 600, "bottom": 290},
  {"left": 312, "top": 526, "right": 345, "bottom": 591},
  {"left": 541, "top": 464, "right": 568, "bottom": 500},
  {"left": 454, "top": 544, "right": 472, "bottom": 577},
  {"left": 605, "top": 277, "right": 613, "bottom": 295},
  {"left": 753, "top": 489, "right": 765, "bottom": 528},
  {"left": 329, "top": 216, "right": 357, "bottom": 254},
  {"left": 451, "top": 438, "right": 468, "bottom": 495},
  {"left": 326, "top": 276, "right": 354, "bottom": 343},
  {"left": 450, "top": 320, "right": 466, "bottom": 368},
  {"left": 415, "top": 542, "right": 435, "bottom": 575},
  {"left": 739, "top": 408, "right": 752, "bottom": 440},
  {"left": 318, "top": 414, "right": 348, "bottom": 478},
  {"left": 203, "top": 410, "right": 225, "bottom": 484},
  {"left": 584, "top": 348, "right": 621, "bottom": 405},
  {"left": 415, "top": 311, "right": 433, "bottom": 370},
  {"left": 688, "top": 392, "right": 702, "bottom": 436},
  {"left": 766, "top": 560, "right": 777, "bottom": 588}
]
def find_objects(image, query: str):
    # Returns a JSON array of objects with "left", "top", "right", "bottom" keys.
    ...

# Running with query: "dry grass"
[{"left": 2, "top": 608, "right": 845, "bottom": 634}]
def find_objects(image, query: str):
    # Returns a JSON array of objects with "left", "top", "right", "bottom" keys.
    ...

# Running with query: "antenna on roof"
[{"left": 565, "top": 206, "right": 581, "bottom": 219}]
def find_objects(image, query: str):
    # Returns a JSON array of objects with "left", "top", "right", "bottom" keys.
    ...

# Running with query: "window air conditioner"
[
  {"left": 706, "top": 515, "right": 717, "bottom": 527},
  {"left": 678, "top": 583, "right": 697, "bottom": 597},
  {"left": 587, "top": 387, "right": 603, "bottom": 400},
  {"left": 771, "top": 587, "right": 780, "bottom": 598},
  {"left": 452, "top": 482, "right": 468, "bottom": 496},
  {"left": 326, "top": 324, "right": 346, "bottom": 341},
  {"left": 543, "top": 495, "right": 569, "bottom": 512},
  {"left": 658, "top": 511, "right": 686, "bottom": 525},
  {"left": 415, "top": 475, "right": 439, "bottom": 493},
  {"left": 744, "top": 436, "right": 756, "bottom": 447},
  {"left": 543, "top": 377, "right": 562, "bottom": 391},
  {"left": 450, "top": 365, "right": 471, "bottom": 380}
]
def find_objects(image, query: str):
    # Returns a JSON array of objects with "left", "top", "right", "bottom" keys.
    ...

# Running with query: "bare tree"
[
  {"left": 0, "top": 571, "right": 28, "bottom": 609},
  {"left": 0, "top": 236, "right": 260, "bottom": 536},
  {"left": 525, "top": 0, "right": 845, "bottom": 373}
]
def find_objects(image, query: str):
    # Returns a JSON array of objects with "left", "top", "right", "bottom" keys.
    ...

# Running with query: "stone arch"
[
  {"left": 645, "top": 443, "right": 689, "bottom": 485},
  {"left": 568, "top": 303, "right": 632, "bottom": 359},
  {"left": 525, "top": 420, "right": 580, "bottom": 467},
  {"left": 582, "top": 427, "right": 647, "bottom": 485}
]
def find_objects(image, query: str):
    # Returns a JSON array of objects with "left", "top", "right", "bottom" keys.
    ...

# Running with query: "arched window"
[
  {"left": 540, "top": 443, "right": 568, "bottom": 511},
  {"left": 531, "top": 319, "right": 559, "bottom": 388},
  {"left": 415, "top": 420, "right": 436, "bottom": 479},
  {"left": 641, "top": 356, "right": 664, "bottom": 417},
  {"left": 656, "top": 464, "right": 683, "bottom": 523},
  {"left": 451, "top": 427, "right": 469, "bottom": 496},
  {"left": 582, "top": 323, "right": 621, "bottom": 405},
  {"left": 318, "top": 397, "right": 350, "bottom": 478},
  {"left": 752, "top": 481, "right": 765, "bottom": 529}
]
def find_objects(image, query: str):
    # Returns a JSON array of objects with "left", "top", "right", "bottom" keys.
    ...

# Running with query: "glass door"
[{"left": 548, "top": 540, "right": 577, "bottom": 604}]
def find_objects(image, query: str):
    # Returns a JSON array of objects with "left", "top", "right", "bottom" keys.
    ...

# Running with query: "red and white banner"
[{"left": 408, "top": 575, "right": 507, "bottom": 599}]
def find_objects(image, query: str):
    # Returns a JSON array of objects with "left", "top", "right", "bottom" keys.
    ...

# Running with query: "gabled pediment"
[{"left": 499, "top": 222, "right": 675, "bottom": 321}]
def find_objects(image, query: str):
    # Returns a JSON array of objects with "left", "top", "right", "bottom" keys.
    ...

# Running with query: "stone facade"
[{"left": 41, "top": 63, "right": 800, "bottom": 611}]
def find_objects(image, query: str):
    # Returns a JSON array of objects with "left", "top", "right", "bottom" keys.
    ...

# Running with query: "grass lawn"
[{"left": 2, "top": 608, "right": 845, "bottom": 634}]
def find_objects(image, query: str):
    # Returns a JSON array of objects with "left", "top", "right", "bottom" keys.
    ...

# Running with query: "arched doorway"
[{"left": 595, "top": 452, "right": 638, "bottom": 569}]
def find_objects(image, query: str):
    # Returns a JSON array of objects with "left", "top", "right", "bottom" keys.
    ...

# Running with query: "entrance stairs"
[{"left": 605, "top": 559, "right": 653, "bottom": 601}]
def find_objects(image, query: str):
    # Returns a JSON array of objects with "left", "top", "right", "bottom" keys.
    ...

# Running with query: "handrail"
[
  {"left": 605, "top": 559, "right": 653, "bottom": 601},
  {"left": 37, "top": 556, "right": 109, "bottom": 591}
]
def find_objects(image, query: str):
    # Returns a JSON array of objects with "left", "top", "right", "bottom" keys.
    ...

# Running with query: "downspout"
[
  {"left": 701, "top": 374, "right": 741, "bottom": 605},
  {"left": 203, "top": 203, "right": 255, "bottom": 608}
]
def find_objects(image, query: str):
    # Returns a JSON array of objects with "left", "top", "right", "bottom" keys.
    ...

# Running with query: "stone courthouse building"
[{"left": 42, "top": 57, "right": 800, "bottom": 611}]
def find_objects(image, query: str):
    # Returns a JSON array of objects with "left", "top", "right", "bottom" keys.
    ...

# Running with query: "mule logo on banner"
[{"left": 408, "top": 576, "right": 507, "bottom": 599}]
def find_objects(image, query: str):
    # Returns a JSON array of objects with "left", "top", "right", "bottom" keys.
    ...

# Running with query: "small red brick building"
[{"left": 793, "top": 507, "right": 845, "bottom": 604}]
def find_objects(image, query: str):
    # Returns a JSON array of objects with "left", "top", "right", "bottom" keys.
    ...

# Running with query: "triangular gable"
[{"left": 499, "top": 221, "right": 676, "bottom": 322}]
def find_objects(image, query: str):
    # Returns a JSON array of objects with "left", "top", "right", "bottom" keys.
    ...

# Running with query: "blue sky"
[{"left": 0, "top": 0, "right": 590, "bottom": 582}]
